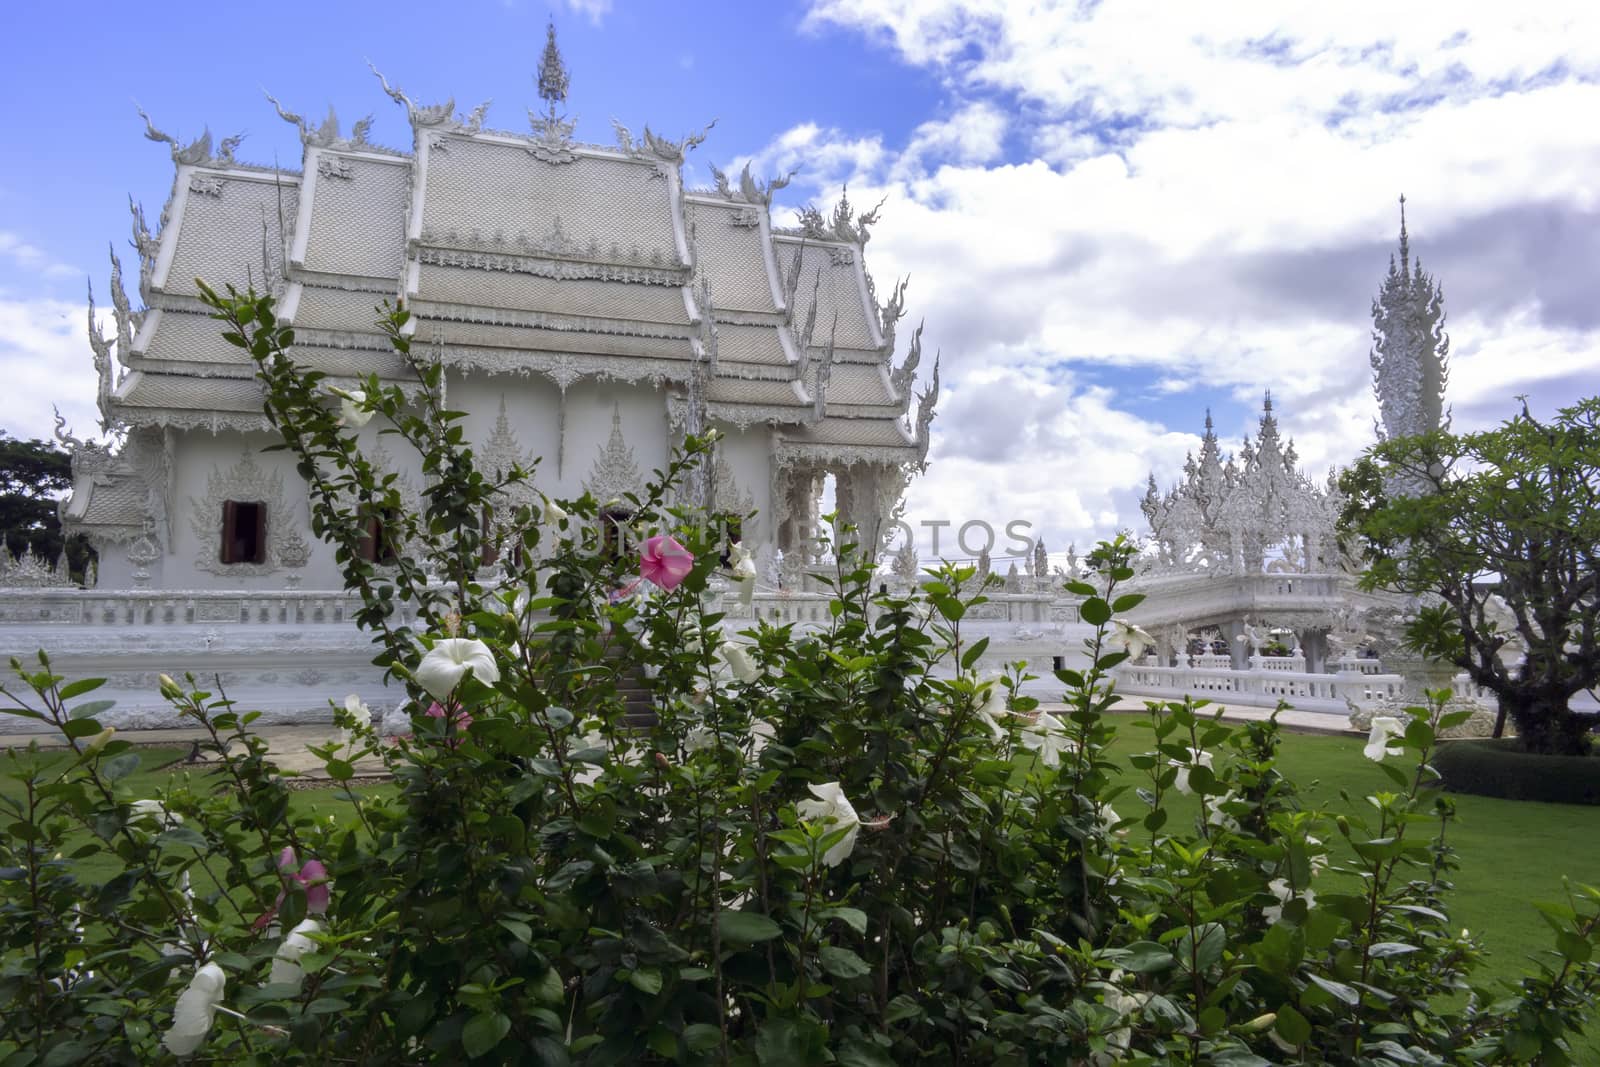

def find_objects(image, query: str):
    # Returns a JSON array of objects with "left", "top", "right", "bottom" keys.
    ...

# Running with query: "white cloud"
[
  {"left": 0, "top": 231, "right": 78, "bottom": 281},
  {"left": 562, "top": 0, "right": 612, "bottom": 25},
  {"left": 771, "top": 1, "right": 1600, "bottom": 551},
  {"left": 0, "top": 294, "right": 105, "bottom": 444}
]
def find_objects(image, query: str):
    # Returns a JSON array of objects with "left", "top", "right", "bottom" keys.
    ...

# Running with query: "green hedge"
[{"left": 1434, "top": 738, "right": 1600, "bottom": 805}]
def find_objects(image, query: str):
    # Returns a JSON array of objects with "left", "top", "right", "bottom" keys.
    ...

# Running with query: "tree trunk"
[{"left": 1505, "top": 691, "right": 1591, "bottom": 756}]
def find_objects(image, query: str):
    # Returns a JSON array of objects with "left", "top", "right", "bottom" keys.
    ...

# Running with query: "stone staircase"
[{"left": 602, "top": 645, "right": 656, "bottom": 728}]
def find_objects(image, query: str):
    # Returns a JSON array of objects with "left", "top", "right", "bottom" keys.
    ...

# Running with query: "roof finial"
[
  {"left": 537, "top": 19, "right": 570, "bottom": 122},
  {"left": 1397, "top": 193, "right": 1410, "bottom": 274},
  {"left": 1204, "top": 407, "right": 1213, "bottom": 431},
  {"left": 1263, "top": 389, "right": 1272, "bottom": 413}
]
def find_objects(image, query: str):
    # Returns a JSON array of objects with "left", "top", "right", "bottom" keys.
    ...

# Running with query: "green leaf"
[
  {"left": 684, "top": 1024, "right": 723, "bottom": 1052},
  {"left": 1119, "top": 940, "right": 1175, "bottom": 973},
  {"left": 819, "top": 945, "right": 872, "bottom": 979},
  {"left": 58, "top": 678, "right": 105, "bottom": 701},
  {"left": 884, "top": 995, "right": 922, "bottom": 1024},
  {"left": 961, "top": 637, "right": 991, "bottom": 670},
  {"left": 101, "top": 752, "right": 141, "bottom": 782},
  {"left": 837, "top": 1037, "right": 896, "bottom": 1067},
  {"left": 1368, "top": 941, "right": 1420, "bottom": 959},
  {"left": 1080, "top": 597, "right": 1111, "bottom": 626},
  {"left": 461, "top": 1012, "right": 511, "bottom": 1058},
  {"left": 1177, "top": 923, "right": 1225, "bottom": 973},
  {"left": 629, "top": 967, "right": 663, "bottom": 995},
  {"left": 1307, "top": 973, "right": 1359, "bottom": 1006},
  {"left": 825, "top": 906, "right": 868, "bottom": 936},
  {"left": 1111, "top": 593, "right": 1146, "bottom": 613},
  {"left": 718, "top": 910, "right": 783, "bottom": 943},
  {"left": 155, "top": 826, "right": 209, "bottom": 851},
  {"left": 1274, "top": 1003, "right": 1311, "bottom": 1046},
  {"left": 1557, "top": 930, "right": 1593, "bottom": 963}
]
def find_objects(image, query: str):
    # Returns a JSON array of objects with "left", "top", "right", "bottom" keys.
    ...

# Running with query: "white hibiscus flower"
[
  {"left": 1020, "top": 712, "right": 1077, "bottom": 768},
  {"left": 163, "top": 962, "right": 226, "bottom": 1056},
  {"left": 1364, "top": 716, "right": 1407, "bottom": 761},
  {"left": 416, "top": 637, "right": 500, "bottom": 700},
  {"left": 269, "top": 918, "right": 323, "bottom": 989},
  {"left": 796, "top": 782, "right": 861, "bottom": 867},
  {"left": 1170, "top": 747, "right": 1214, "bottom": 795}
]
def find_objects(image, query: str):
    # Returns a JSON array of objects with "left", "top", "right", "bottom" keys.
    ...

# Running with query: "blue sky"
[{"left": 3, "top": 0, "right": 1598, "bottom": 554}]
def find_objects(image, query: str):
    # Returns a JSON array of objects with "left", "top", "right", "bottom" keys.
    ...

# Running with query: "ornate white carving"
[
  {"left": 188, "top": 452, "right": 295, "bottom": 576},
  {"left": 730, "top": 207, "right": 762, "bottom": 229},
  {"left": 188, "top": 175, "right": 225, "bottom": 198},
  {"left": 707, "top": 161, "right": 794, "bottom": 206},
  {"left": 126, "top": 533, "right": 160, "bottom": 588},
  {"left": 416, "top": 246, "right": 687, "bottom": 286},
  {"left": 435, "top": 346, "right": 685, "bottom": 390},
  {"left": 583, "top": 404, "right": 644, "bottom": 506},
  {"left": 317, "top": 156, "right": 355, "bottom": 180},
  {"left": 266, "top": 95, "right": 376, "bottom": 149},
  {"left": 612, "top": 119, "right": 714, "bottom": 165},
  {"left": 137, "top": 108, "right": 243, "bottom": 168},
  {"left": 711, "top": 455, "right": 754, "bottom": 517},
  {"left": 0, "top": 545, "right": 72, "bottom": 589},
  {"left": 791, "top": 186, "right": 885, "bottom": 245}
]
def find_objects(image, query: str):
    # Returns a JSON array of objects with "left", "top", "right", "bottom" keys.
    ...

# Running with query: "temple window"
[
  {"left": 481, "top": 505, "right": 498, "bottom": 567},
  {"left": 359, "top": 509, "right": 402, "bottom": 565},
  {"left": 220, "top": 500, "right": 267, "bottom": 565},
  {"left": 716, "top": 512, "right": 743, "bottom": 566},
  {"left": 599, "top": 507, "right": 633, "bottom": 562}
]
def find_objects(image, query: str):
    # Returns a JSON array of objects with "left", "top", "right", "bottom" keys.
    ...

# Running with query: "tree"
[
  {"left": 1339, "top": 397, "right": 1600, "bottom": 755},
  {"left": 0, "top": 433, "right": 93, "bottom": 580}
]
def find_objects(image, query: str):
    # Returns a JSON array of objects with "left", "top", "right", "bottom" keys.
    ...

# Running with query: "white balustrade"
[
  {"left": 1333, "top": 655, "right": 1386, "bottom": 675},
  {"left": 1115, "top": 662, "right": 1405, "bottom": 714},
  {"left": 0, "top": 588, "right": 421, "bottom": 628}
]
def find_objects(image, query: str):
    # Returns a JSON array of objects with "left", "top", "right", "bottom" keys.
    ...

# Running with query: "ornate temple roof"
[
  {"left": 84, "top": 31, "right": 935, "bottom": 464},
  {"left": 1141, "top": 396, "right": 1342, "bottom": 575}
]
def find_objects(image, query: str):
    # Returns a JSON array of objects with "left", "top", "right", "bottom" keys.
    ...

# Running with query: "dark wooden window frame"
[{"left": 220, "top": 500, "right": 268, "bottom": 565}]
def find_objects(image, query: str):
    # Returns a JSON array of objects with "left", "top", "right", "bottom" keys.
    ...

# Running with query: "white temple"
[
  {"left": 0, "top": 31, "right": 956, "bottom": 727},
  {"left": 61, "top": 30, "right": 936, "bottom": 593},
  {"left": 1116, "top": 201, "right": 1472, "bottom": 714}
]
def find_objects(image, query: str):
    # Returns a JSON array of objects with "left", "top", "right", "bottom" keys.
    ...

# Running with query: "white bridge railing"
[
  {"left": 1115, "top": 663, "right": 1406, "bottom": 714},
  {"left": 0, "top": 588, "right": 401, "bottom": 627}
]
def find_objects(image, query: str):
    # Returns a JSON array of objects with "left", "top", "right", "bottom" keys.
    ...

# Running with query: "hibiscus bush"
[{"left": 5, "top": 287, "right": 1600, "bottom": 1064}]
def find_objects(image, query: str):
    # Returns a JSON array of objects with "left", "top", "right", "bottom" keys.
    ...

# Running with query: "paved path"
[{"left": 3, "top": 696, "right": 1357, "bottom": 784}]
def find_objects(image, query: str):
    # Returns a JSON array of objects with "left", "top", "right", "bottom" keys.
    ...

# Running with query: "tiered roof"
[{"left": 87, "top": 45, "right": 937, "bottom": 472}]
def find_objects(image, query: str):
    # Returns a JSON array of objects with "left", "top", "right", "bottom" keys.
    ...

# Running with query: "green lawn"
[{"left": 1098, "top": 719, "right": 1600, "bottom": 992}]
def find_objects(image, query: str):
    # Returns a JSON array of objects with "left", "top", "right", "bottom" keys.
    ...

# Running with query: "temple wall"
[
  {"left": 559, "top": 379, "right": 671, "bottom": 500},
  {"left": 96, "top": 377, "right": 795, "bottom": 593},
  {"left": 709, "top": 424, "right": 772, "bottom": 546},
  {"left": 451, "top": 372, "right": 563, "bottom": 485},
  {"left": 167, "top": 430, "right": 325, "bottom": 590}
]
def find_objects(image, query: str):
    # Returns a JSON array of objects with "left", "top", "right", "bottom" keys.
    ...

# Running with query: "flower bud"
[
  {"left": 159, "top": 674, "right": 181, "bottom": 698},
  {"left": 83, "top": 726, "right": 116, "bottom": 756},
  {"left": 1246, "top": 1012, "right": 1277, "bottom": 1032}
]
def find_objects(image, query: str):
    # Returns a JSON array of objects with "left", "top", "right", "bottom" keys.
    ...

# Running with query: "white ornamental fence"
[{"left": 1114, "top": 662, "right": 1407, "bottom": 715}]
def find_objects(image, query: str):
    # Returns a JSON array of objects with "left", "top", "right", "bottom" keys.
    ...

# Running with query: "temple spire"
[
  {"left": 1370, "top": 197, "right": 1451, "bottom": 446},
  {"left": 537, "top": 20, "right": 570, "bottom": 122},
  {"left": 1398, "top": 194, "right": 1410, "bottom": 275}
]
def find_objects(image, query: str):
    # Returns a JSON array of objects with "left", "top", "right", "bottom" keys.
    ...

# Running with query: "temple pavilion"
[{"left": 60, "top": 27, "right": 938, "bottom": 593}]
